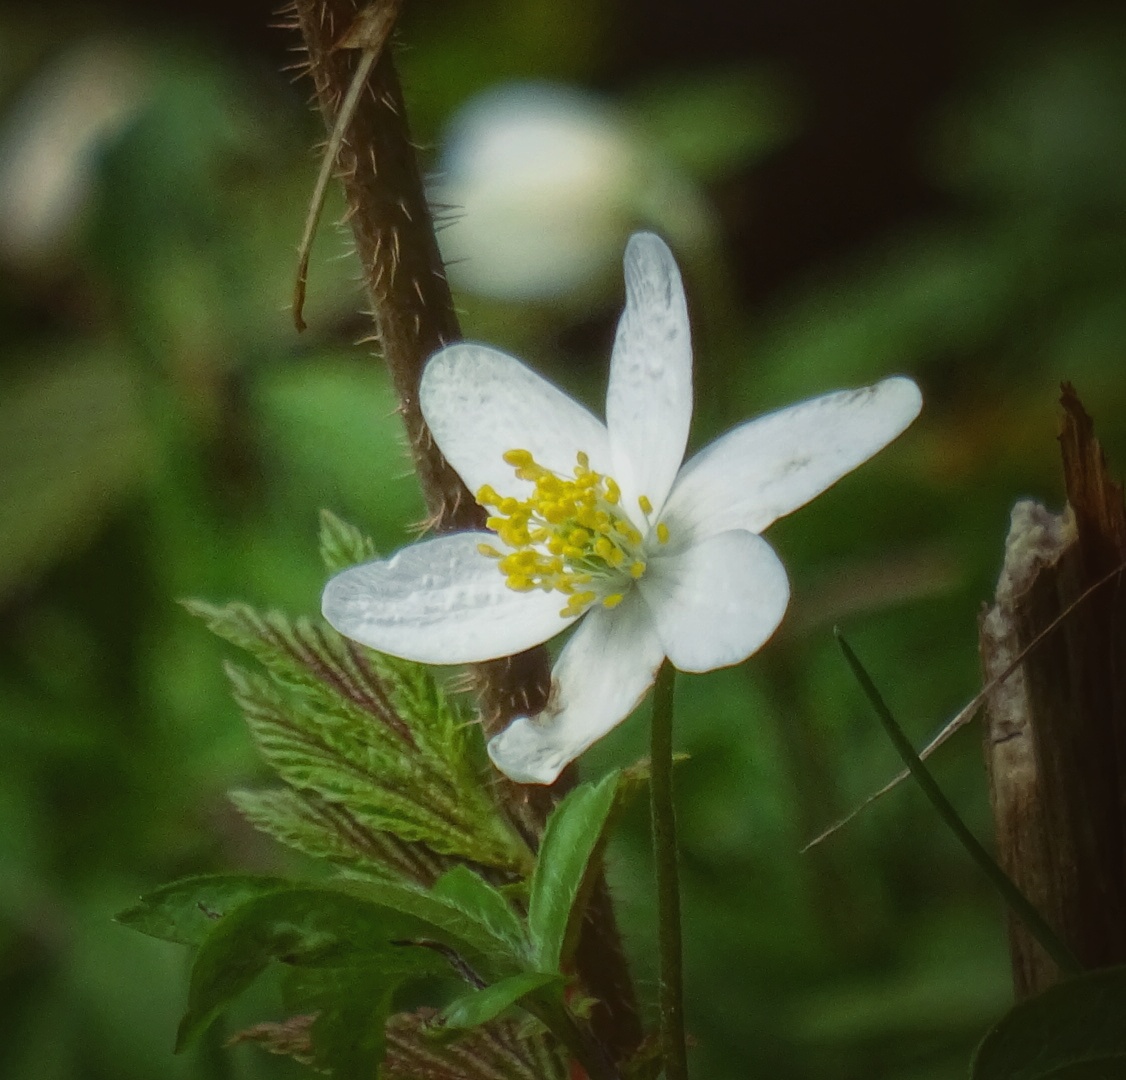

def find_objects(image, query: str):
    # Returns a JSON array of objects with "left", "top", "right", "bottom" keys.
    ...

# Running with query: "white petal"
[
  {"left": 662, "top": 376, "right": 922, "bottom": 542},
  {"left": 487, "top": 591, "right": 664, "bottom": 784},
  {"left": 322, "top": 532, "right": 573, "bottom": 665},
  {"left": 420, "top": 343, "right": 611, "bottom": 500},
  {"left": 638, "top": 530, "right": 790, "bottom": 673},
  {"left": 606, "top": 232, "right": 692, "bottom": 524}
]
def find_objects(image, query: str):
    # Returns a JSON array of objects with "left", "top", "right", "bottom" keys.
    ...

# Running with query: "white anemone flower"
[{"left": 323, "top": 232, "right": 922, "bottom": 785}]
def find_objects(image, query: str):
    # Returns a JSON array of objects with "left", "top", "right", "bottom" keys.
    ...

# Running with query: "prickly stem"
[{"left": 287, "top": 1, "right": 642, "bottom": 1065}]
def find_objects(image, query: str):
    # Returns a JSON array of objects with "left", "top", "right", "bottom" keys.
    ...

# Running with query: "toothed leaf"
[
  {"left": 229, "top": 787, "right": 446, "bottom": 885},
  {"left": 224, "top": 664, "right": 522, "bottom": 869},
  {"left": 319, "top": 508, "right": 376, "bottom": 574},
  {"left": 431, "top": 866, "right": 527, "bottom": 956},
  {"left": 185, "top": 600, "right": 529, "bottom": 875}
]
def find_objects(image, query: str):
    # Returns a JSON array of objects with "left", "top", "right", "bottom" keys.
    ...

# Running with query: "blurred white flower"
[
  {"left": 0, "top": 39, "right": 147, "bottom": 268},
  {"left": 433, "top": 83, "right": 711, "bottom": 301},
  {"left": 323, "top": 233, "right": 922, "bottom": 784}
]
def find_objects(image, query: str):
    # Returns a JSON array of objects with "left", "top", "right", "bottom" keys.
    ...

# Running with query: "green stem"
[
  {"left": 650, "top": 661, "right": 688, "bottom": 1080},
  {"left": 835, "top": 630, "right": 1084, "bottom": 976}
]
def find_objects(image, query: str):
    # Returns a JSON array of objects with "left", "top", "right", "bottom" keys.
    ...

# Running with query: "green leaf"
[
  {"left": 223, "top": 664, "right": 501, "bottom": 862},
  {"left": 431, "top": 866, "right": 527, "bottom": 955},
  {"left": 176, "top": 886, "right": 447, "bottom": 1051},
  {"left": 319, "top": 509, "right": 377, "bottom": 574},
  {"left": 183, "top": 600, "right": 419, "bottom": 751},
  {"left": 115, "top": 874, "right": 292, "bottom": 945},
  {"left": 344, "top": 878, "right": 527, "bottom": 972},
  {"left": 186, "top": 601, "right": 530, "bottom": 875},
  {"left": 281, "top": 964, "right": 398, "bottom": 1080},
  {"left": 527, "top": 771, "right": 620, "bottom": 973},
  {"left": 440, "top": 972, "right": 562, "bottom": 1031},
  {"left": 972, "top": 965, "right": 1126, "bottom": 1080},
  {"left": 229, "top": 787, "right": 446, "bottom": 885}
]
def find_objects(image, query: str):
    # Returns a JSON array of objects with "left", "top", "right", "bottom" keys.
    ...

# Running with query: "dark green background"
[{"left": 2, "top": 2, "right": 1124, "bottom": 1077}]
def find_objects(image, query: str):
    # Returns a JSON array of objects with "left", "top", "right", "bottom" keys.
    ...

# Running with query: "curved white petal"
[
  {"left": 420, "top": 343, "right": 611, "bottom": 500},
  {"left": 638, "top": 530, "right": 790, "bottom": 673},
  {"left": 606, "top": 232, "right": 693, "bottom": 525},
  {"left": 322, "top": 532, "right": 573, "bottom": 665},
  {"left": 662, "top": 376, "right": 922, "bottom": 543},
  {"left": 487, "top": 591, "right": 664, "bottom": 784}
]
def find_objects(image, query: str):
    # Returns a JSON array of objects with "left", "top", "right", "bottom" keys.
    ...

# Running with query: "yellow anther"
[
  {"left": 638, "top": 494, "right": 653, "bottom": 515},
  {"left": 483, "top": 448, "right": 654, "bottom": 607},
  {"left": 657, "top": 522, "right": 670, "bottom": 544}
]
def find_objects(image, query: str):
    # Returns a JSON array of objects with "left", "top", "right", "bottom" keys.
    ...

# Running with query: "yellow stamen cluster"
[{"left": 476, "top": 449, "right": 668, "bottom": 617}]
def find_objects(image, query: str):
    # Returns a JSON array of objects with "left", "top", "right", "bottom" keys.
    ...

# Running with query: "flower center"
[{"left": 475, "top": 449, "right": 670, "bottom": 617}]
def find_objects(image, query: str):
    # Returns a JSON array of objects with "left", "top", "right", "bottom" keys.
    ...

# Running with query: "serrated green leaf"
[
  {"left": 176, "top": 887, "right": 448, "bottom": 1051},
  {"left": 527, "top": 772, "right": 621, "bottom": 973},
  {"left": 319, "top": 509, "right": 377, "bottom": 574},
  {"left": 115, "top": 874, "right": 292, "bottom": 945},
  {"left": 431, "top": 866, "right": 527, "bottom": 955},
  {"left": 184, "top": 600, "right": 418, "bottom": 750},
  {"left": 230, "top": 787, "right": 446, "bottom": 885},
  {"left": 187, "top": 600, "right": 530, "bottom": 875},
  {"left": 440, "top": 972, "right": 562, "bottom": 1031},
  {"left": 224, "top": 664, "right": 509, "bottom": 864},
  {"left": 972, "top": 965, "right": 1126, "bottom": 1080},
  {"left": 281, "top": 964, "right": 398, "bottom": 1080}
]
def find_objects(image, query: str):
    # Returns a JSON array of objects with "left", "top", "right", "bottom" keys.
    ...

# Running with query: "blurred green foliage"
[{"left": 0, "top": 3, "right": 1124, "bottom": 1080}]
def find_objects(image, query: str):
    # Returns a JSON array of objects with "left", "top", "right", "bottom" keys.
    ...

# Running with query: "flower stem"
[
  {"left": 650, "top": 660, "right": 688, "bottom": 1080},
  {"left": 835, "top": 630, "right": 1084, "bottom": 976}
]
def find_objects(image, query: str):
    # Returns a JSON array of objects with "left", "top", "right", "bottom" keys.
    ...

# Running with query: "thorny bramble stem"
[{"left": 286, "top": 0, "right": 642, "bottom": 1064}]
